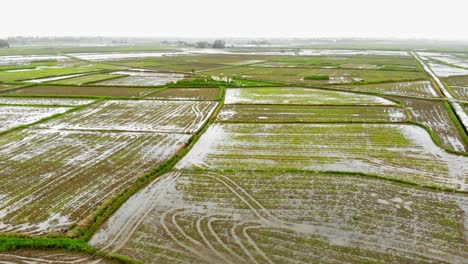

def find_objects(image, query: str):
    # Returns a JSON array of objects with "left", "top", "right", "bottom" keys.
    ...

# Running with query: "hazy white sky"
[{"left": 2, "top": 0, "right": 467, "bottom": 40}]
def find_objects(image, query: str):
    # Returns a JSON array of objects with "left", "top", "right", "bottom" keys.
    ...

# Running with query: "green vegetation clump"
[{"left": 304, "top": 74, "right": 330, "bottom": 80}]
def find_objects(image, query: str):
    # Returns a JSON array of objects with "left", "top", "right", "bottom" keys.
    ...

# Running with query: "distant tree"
[
  {"left": 195, "top": 41, "right": 210, "bottom": 48},
  {"left": 212, "top": 39, "right": 226, "bottom": 49},
  {"left": 0, "top": 39, "right": 9, "bottom": 48}
]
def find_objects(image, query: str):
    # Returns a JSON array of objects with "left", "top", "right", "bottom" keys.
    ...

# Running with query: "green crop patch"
[{"left": 304, "top": 74, "right": 330, "bottom": 80}]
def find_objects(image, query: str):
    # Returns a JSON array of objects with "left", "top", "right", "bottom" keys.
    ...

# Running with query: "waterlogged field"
[
  {"left": 0, "top": 105, "right": 70, "bottom": 132},
  {"left": 177, "top": 123, "right": 467, "bottom": 190},
  {"left": 91, "top": 170, "right": 467, "bottom": 263},
  {"left": 393, "top": 97, "right": 468, "bottom": 152},
  {"left": 96, "top": 71, "right": 185, "bottom": 86},
  {"left": 225, "top": 87, "right": 395, "bottom": 105},
  {"left": 442, "top": 75, "right": 468, "bottom": 99},
  {"left": 0, "top": 48, "right": 467, "bottom": 263},
  {"left": 0, "top": 249, "right": 119, "bottom": 263},
  {"left": 218, "top": 105, "right": 406, "bottom": 123},
  {"left": 2, "top": 85, "right": 157, "bottom": 97},
  {"left": 0, "top": 128, "right": 191, "bottom": 234},
  {"left": 0, "top": 97, "right": 95, "bottom": 106},
  {"left": 145, "top": 88, "right": 220, "bottom": 101},
  {"left": 48, "top": 73, "right": 125, "bottom": 85},
  {"left": 39, "top": 100, "right": 218, "bottom": 133},
  {"left": 333, "top": 80, "right": 439, "bottom": 98}
]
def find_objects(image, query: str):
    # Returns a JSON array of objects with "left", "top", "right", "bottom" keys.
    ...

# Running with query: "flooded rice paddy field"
[
  {"left": 176, "top": 123, "right": 467, "bottom": 190},
  {"left": 1, "top": 85, "right": 158, "bottom": 97},
  {"left": 0, "top": 249, "right": 118, "bottom": 263},
  {"left": 95, "top": 71, "right": 185, "bottom": 87},
  {"left": 91, "top": 169, "right": 467, "bottom": 263},
  {"left": 442, "top": 75, "right": 468, "bottom": 100},
  {"left": 0, "top": 47, "right": 467, "bottom": 263},
  {"left": 217, "top": 105, "right": 406, "bottom": 123},
  {"left": 224, "top": 87, "right": 396, "bottom": 105},
  {"left": 145, "top": 88, "right": 220, "bottom": 101},
  {"left": 0, "top": 105, "right": 70, "bottom": 132},
  {"left": 333, "top": 80, "right": 439, "bottom": 98},
  {"left": 37, "top": 100, "right": 218, "bottom": 133},
  {"left": 0, "top": 97, "right": 95, "bottom": 106}
]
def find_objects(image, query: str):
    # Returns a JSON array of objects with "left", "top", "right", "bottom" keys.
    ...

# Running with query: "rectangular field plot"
[
  {"left": 442, "top": 75, "right": 468, "bottom": 99},
  {"left": 0, "top": 129, "right": 191, "bottom": 235},
  {"left": 0, "top": 68, "right": 95, "bottom": 83},
  {"left": 177, "top": 123, "right": 468, "bottom": 190},
  {"left": 0, "top": 97, "right": 94, "bottom": 106},
  {"left": 0, "top": 106, "right": 69, "bottom": 132},
  {"left": 145, "top": 88, "right": 220, "bottom": 101},
  {"left": 0, "top": 249, "right": 117, "bottom": 263},
  {"left": 265, "top": 55, "right": 420, "bottom": 70},
  {"left": 2, "top": 85, "right": 156, "bottom": 97},
  {"left": 48, "top": 73, "right": 125, "bottom": 85},
  {"left": 0, "top": 84, "right": 19, "bottom": 92},
  {"left": 217, "top": 105, "right": 406, "bottom": 123},
  {"left": 333, "top": 81, "right": 439, "bottom": 98},
  {"left": 91, "top": 170, "right": 467, "bottom": 263},
  {"left": 394, "top": 97, "right": 468, "bottom": 152},
  {"left": 225, "top": 87, "right": 396, "bottom": 105},
  {"left": 38, "top": 100, "right": 218, "bottom": 133},
  {"left": 95, "top": 71, "right": 184, "bottom": 86}
]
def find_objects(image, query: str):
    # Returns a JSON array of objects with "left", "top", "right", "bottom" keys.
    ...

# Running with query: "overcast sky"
[{"left": 2, "top": 0, "right": 467, "bottom": 40}]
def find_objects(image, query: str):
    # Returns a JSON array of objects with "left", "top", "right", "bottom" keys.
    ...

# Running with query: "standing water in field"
[{"left": 96, "top": 71, "right": 184, "bottom": 86}]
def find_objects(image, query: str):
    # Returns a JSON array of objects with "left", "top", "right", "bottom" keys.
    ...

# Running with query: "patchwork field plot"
[
  {"left": 91, "top": 170, "right": 467, "bottom": 263},
  {"left": 95, "top": 71, "right": 184, "bottom": 86},
  {"left": 145, "top": 88, "right": 220, "bottom": 101},
  {"left": 263, "top": 55, "right": 420, "bottom": 70},
  {"left": 0, "top": 97, "right": 94, "bottom": 106},
  {"left": 0, "top": 48, "right": 467, "bottom": 263},
  {"left": 225, "top": 87, "right": 395, "bottom": 105},
  {"left": 217, "top": 105, "right": 406, "bottom": 123},
  {"left": 177, "top": 123, "right": 467, "bottom": 190},
  {"left": 393, "top": 97, "right": 468, "bottom": 152},
  {"left": 0, "top": 249, "right": 118, "bottom": 263},
  {"left": 333, "top": 80, "right": 439, "bottom": 98},
  {"left": 2, "top": 85, "right": 156, "bottom": 97},
  {"left": 0, "top": 105, "right": 70, "bottom": 132},
  {"left": 38, "top": 100, "right": 218, "bottom": 133},
  {"left": 0, "top": 128, "right": 191, "bottom": 234}
]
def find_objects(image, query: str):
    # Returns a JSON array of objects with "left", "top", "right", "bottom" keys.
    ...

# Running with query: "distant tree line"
[
  {"left": 195, "top": 39, "right": 226, "bottom": 49},
  {"left": 0, "top": 39, "right": 9, "bottom": 48}
]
